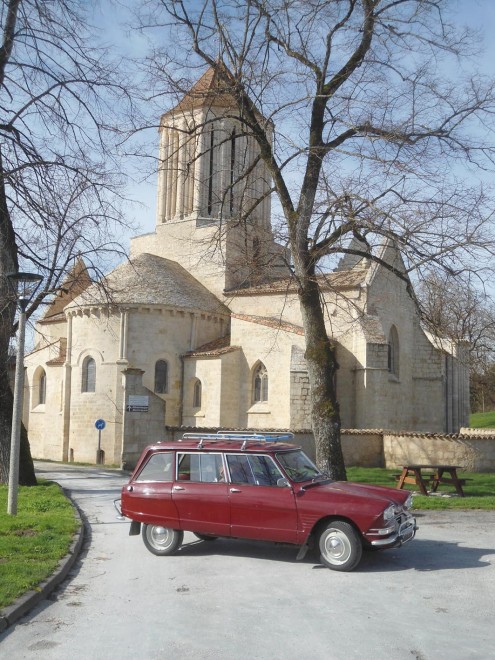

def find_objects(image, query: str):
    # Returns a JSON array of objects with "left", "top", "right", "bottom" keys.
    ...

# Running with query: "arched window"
[
  {"left": 253, "top": 362, "right": 268, "bottom": 403},
  {"left": 154, "top": 360, "right": 168, "bottom": 394},
  {"left": 388, "top": 325, "right": 399, "bottom": 377},
  {"left": 82, "top": 357, "right": 96, "bottom": 393},
  {"left": 193, "top": 379, "right": 202, "bottom": 408},
  {"left": 38, "top": 369, "right": 46, "bottom": 405}
]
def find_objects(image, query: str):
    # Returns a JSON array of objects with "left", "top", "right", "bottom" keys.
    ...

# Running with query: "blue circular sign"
[{"left": 95, "top": 419, "right": 106, "bottom": 430}]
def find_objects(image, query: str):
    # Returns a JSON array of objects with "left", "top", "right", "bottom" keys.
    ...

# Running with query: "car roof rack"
[{"left": 181, "top": 431, "right": 294, "bottom": 450}]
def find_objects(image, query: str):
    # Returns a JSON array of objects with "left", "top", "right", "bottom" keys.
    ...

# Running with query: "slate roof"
[{"left": 66, "top": 253, "right": 229, "bottom": 316}]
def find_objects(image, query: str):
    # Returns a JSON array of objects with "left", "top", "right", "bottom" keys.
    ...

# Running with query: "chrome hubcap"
[
  {"left": 322, "top": 530, "right": 351, "bottom": 565},
  {"left": 150, "top": 526, "right": 173, "bottom": 549}
]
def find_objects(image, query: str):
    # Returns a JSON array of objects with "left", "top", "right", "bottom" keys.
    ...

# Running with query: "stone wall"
[{"left": 383, "top": 430, "right": 495, "bottom": 471}]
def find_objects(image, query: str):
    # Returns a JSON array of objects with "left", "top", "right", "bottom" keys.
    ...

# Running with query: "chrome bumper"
[
  {"left": 368, "top": 515, "right": 417, "bottom": 548},
  {"left": 113, "top": 498, "right": 125, "bottom": 520}
]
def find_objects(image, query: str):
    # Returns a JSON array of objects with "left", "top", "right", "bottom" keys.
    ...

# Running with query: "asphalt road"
[{"left": 0, "top": 462, "right": 494, "bottom": 660}]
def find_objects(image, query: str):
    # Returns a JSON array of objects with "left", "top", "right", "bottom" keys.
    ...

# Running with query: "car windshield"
[{"left": 276, "top": 450, "right": 322, "bottom": 482}]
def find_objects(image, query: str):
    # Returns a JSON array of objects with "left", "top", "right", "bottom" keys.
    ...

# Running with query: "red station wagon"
[{"left": 118, "top": 433, "right": 417, "bottom": 571}]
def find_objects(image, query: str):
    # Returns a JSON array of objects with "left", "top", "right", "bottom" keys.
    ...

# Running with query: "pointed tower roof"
[
  {"left": 40, "top": 258, "right": 93, "bottom": 323},
  {"left": 162, "top": 65, "right": 239, "bottom": 120},
  {"left": 334, "top": 235, "right": 371, "bottom": 272}
]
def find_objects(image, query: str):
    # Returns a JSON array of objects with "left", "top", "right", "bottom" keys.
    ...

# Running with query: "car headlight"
[
  {"left": 383, "top": 504, "right": 396, "bottom": 521},
  {"left": 404, "top": 493, "right": 413, "bottom": 510}
]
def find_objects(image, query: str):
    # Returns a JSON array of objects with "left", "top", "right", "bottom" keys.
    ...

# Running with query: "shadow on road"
[{"left": 167, "top": 535, "right": 494, "bottom": 573}]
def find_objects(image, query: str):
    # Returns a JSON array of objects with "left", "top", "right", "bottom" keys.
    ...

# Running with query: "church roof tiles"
[
  {"left": 232, "top": 314, "right": 304, "bottom": 335},
  {"left": 67, "top": 253, "right": 229, "bottom": 316},
  {"left": 40, "top": 258, "right": 92, "bottom": 323},
  {"left": 184, "top": 335, "right": 240, "bottom": 358},
  {"left": 227, "top": 268, "right": 367, "bottom": 296},
  {"left": 162, "top": 66, "right": 238, "bottom": 118}
]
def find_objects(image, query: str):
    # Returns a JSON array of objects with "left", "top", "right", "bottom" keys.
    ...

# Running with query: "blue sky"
[{"left": 93, "top": 0, "right": 495, "bottom": 246}]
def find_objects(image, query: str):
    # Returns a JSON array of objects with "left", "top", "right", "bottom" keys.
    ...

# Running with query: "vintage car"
[{"left": 118, "top": 432, "right": 417, "bottom": 571}]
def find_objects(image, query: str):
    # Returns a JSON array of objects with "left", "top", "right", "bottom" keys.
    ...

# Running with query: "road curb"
[{"left": 0, "top": 496, "right": 85, "bottom": 633}]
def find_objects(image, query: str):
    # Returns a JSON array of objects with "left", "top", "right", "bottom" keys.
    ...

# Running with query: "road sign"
[
  {"left": 95, "top": 419, "right": 106, "bottom": 430},
  {"left": 126, "top": 395, "right": 149, "bottom": 412}
]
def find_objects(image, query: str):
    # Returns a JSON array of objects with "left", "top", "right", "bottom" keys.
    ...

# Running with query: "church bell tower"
[{"left": 151, "top": 66, "right": 288, "bottom": 294}]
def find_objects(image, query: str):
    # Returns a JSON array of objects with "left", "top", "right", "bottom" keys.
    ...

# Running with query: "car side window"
[
  {"left": 227, "top": 454, "right": 283, "bottom": 486},
  {"left": 227, "top": 455, "right": 255, "bottom": 484},
  {"left": 135, "top": 452, "right": 174, "bottom": 482},
  {"left": 177, "top": 453, "right": 224, "bottom": 482}
]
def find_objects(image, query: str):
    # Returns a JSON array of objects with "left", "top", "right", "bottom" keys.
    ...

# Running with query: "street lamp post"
[{"left": 6, "top": 271, "right": 43, "bottom": 515}]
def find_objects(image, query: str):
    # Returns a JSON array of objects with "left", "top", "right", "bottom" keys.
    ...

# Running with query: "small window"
[
  {"left": 253, "top": 362, "right": 268, "bottom": 403},
  {"left": 38, "top": 369, "right": 46, "bottom": 405},
  {"left": 388, "top": 325, "right": 399, "bottom": 377},
  {"left": 155, "top": 360, "right": 168, "bottom": 394},
  {"left": 82, "top": 356, "right": 96, "bottom": 393},
  {"left": 135, "top": 453, "right": 174, "bottom": 482},
  {"left": 193, "top": 380, "right": 202, "bottom": 408}
]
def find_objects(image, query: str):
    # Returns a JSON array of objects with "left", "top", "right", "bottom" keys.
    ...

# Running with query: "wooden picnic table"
[{"left": 395, "top": 464, "right": 467, "bottom": 497}]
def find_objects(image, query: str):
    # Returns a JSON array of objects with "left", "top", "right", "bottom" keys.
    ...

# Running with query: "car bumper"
[{"left": 366, "top": 514, "right": 417, "bottom": 548}]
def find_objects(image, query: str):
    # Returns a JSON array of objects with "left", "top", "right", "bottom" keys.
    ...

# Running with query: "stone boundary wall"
[
  {"left": 382, "top": 430, "right": 495, "bottom": 472},
  {"left": 165, "top": 426, "right": 495, "bottom": 472}
]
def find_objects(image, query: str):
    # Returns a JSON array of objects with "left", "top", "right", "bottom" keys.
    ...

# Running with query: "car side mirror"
[{"left": 277, "top": 477, "right": 290, "bottom": 488}]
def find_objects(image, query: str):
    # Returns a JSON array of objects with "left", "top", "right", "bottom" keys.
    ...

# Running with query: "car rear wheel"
[
  {"left": 318, "top": 521, "right": 363, "bottom": 571},
  {"left": 142, "top": 524, "right": 183, "bottom": 556}
]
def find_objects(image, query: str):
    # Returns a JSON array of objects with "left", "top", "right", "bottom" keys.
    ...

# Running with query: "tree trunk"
[
  {"left": 0, "top": 376, "right": 37, "bottom": 485},
  {"left": 0, "top": 149, "right": 37, "bottom": 486},
  {"left": 298, "top": 276, "right": 347, "bottom": 481}
]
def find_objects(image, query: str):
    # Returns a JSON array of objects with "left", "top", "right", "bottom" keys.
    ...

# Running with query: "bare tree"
[
  {"left": 418, "top": 272, "right": 495, "bottom": 369},
  {"left": 0, "top": 0, "right": 136, "bottom": 484},
  {"left": 135, "top": 0, "right": 495, "bottom": 478},
  {"left": 417, "top": 271, "right": 495, "bottom": 413}
]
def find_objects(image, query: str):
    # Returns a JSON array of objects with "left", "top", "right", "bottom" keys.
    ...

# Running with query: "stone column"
[
  {"left": 156, "top": 126, "right": 170, "bottom": 223},
  {"left": 193, "top": 118, "right": 206, "bottom": 218}
]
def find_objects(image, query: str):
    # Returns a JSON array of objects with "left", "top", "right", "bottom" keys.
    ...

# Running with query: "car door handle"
[
  {"left": 126, "top": 486, "right": 133, "bottom": 492},
  {"left": 173, "top": 485, "right": 185, "bottom": 491},
  {"left": 230, "top": 488, "right": 241, "bottom": 493}
]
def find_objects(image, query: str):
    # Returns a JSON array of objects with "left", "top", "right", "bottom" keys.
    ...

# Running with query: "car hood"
[{"left": 303, "top": 479, "right": 409, "bottom": 507}]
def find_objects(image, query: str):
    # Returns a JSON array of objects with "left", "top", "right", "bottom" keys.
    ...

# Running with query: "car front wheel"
[
  {"left": 318, "top": 521, "right": 363, "bottom": 571},
  {"left": 142, "top": 524, "right": 183, "bottom": 556}
]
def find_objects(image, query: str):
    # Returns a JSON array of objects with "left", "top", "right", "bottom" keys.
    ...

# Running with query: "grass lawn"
[
  {"left": 347, "top": 467, "right": 495, "bottom": 510},
  {"left": 0, "top": 481, "right": 80, "bottom": 610},
  {"left": 470, "top": 410, "right": 495, "bottom": 428}
]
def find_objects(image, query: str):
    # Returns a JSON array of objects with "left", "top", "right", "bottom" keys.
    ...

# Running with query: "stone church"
[{"left": 23, "top": 68, "right": 469, "bottom": 468}]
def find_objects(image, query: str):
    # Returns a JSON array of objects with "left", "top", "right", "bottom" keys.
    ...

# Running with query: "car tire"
[
  {"left": 141, "top": 524, "right": 183, "bottom": 556},
  {"left": 318, "top": 520, "right": 363, "bottom": 571},
  {"left": 194, "top": 533, "right": 218, "bottom": 541}
]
